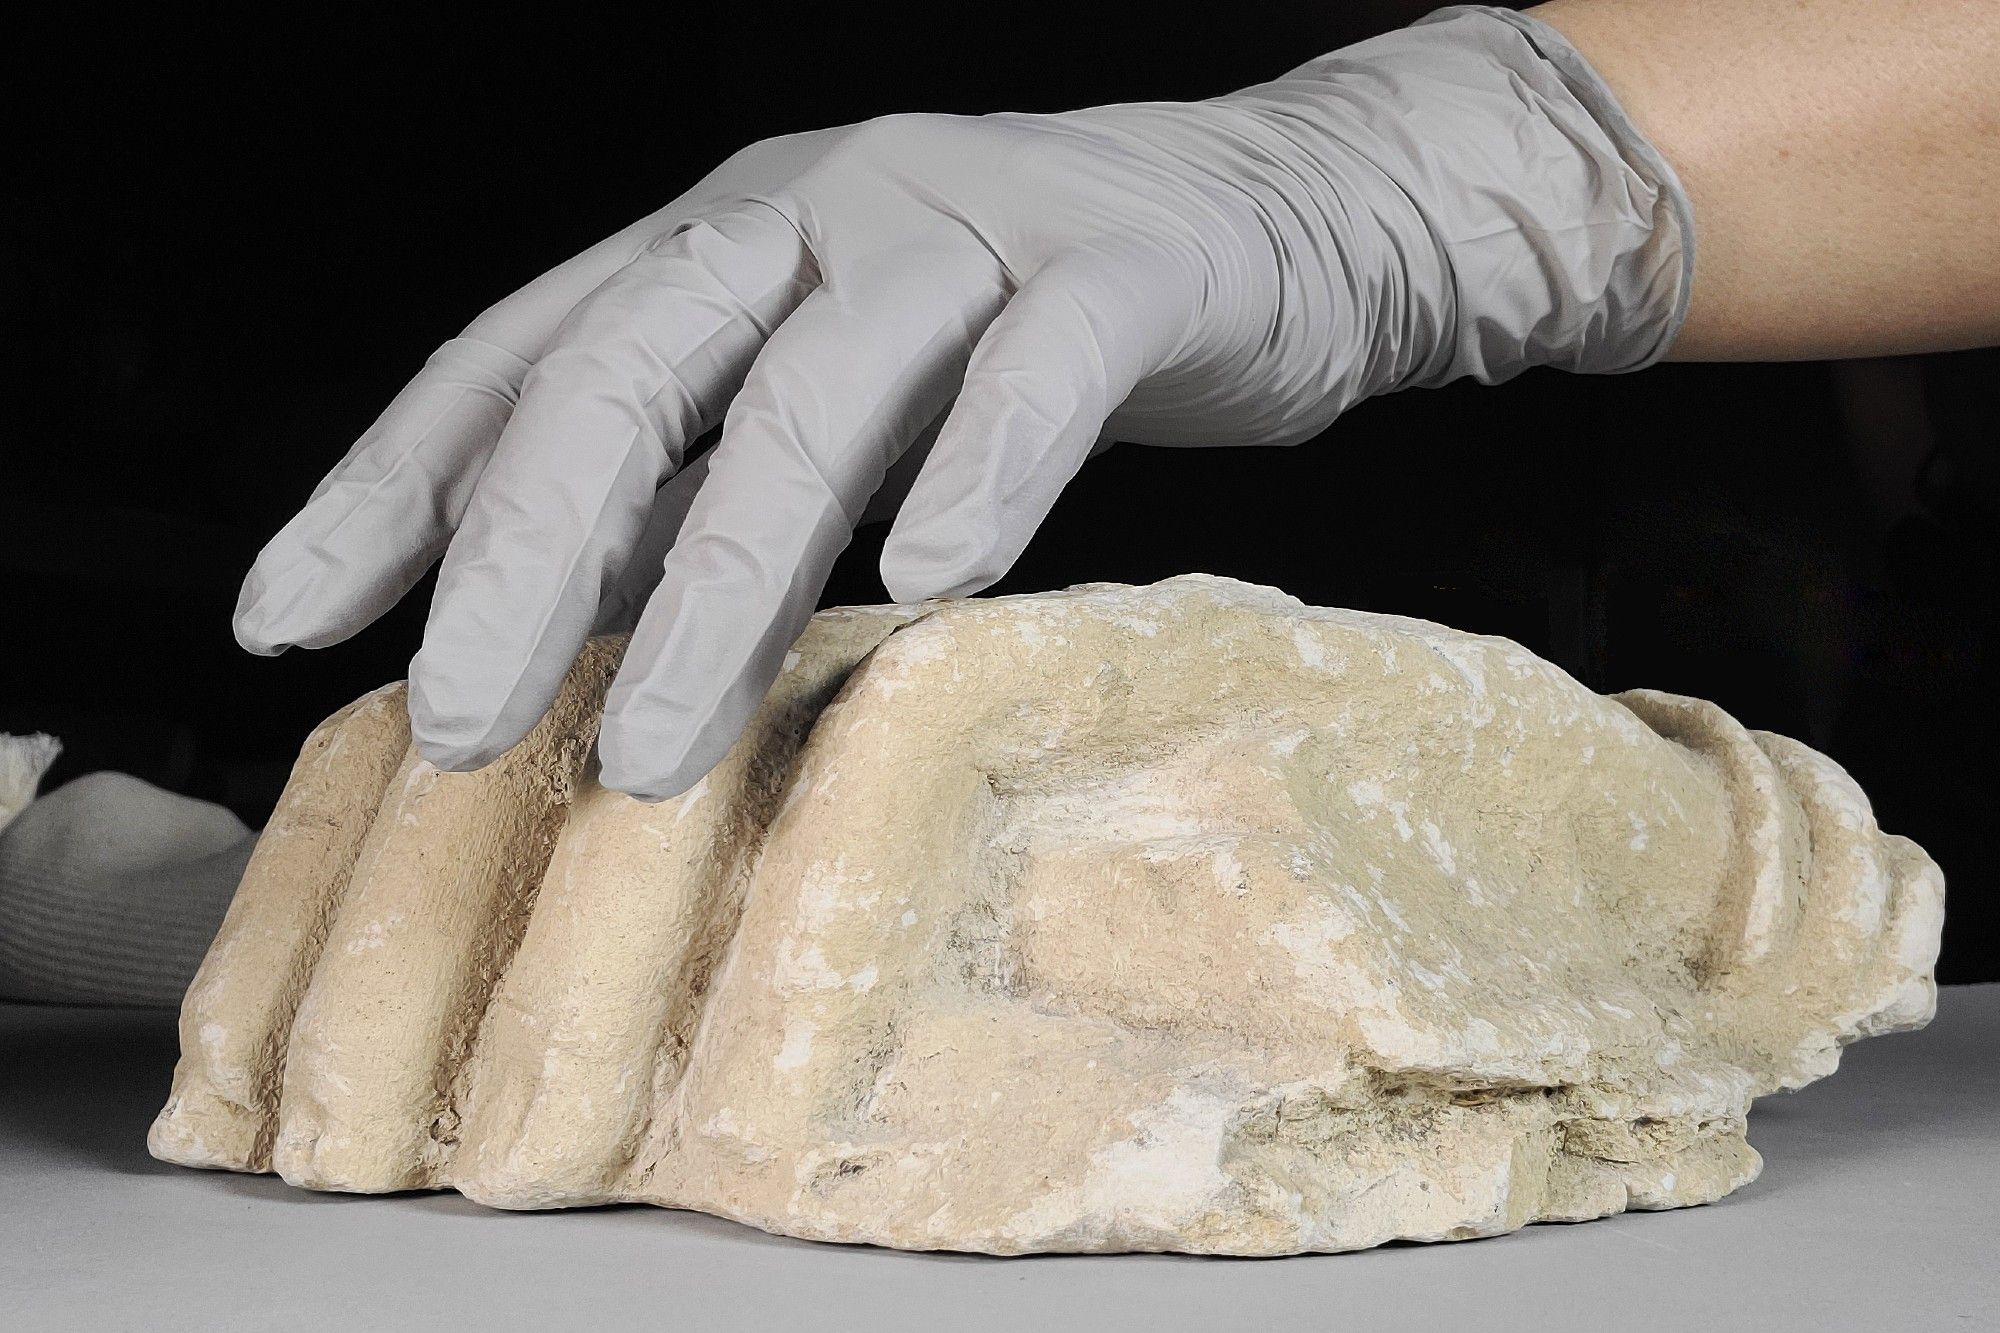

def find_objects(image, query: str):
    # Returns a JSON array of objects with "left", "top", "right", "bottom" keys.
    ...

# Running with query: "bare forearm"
[{"left": 1533, "top": 0, "right": 2000, "bottom": 360}]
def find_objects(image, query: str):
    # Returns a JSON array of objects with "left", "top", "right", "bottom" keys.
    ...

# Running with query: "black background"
[{"left": 10, "top": 4, "right": 1995, "bottom": 980}]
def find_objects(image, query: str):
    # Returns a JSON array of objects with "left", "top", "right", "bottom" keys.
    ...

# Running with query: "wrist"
[{"left": 1229, "top": 5, "right": 1694, "bottom": 404}]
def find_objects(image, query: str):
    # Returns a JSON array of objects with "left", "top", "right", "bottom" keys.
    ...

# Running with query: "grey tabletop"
[{"left": 3, "top": 987, "right": 1994, "bottom": 1332}]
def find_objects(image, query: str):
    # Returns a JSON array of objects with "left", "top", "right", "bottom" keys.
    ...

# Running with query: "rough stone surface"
[{"left": 149, "top": 576, "right": 1944, "bottom": 1255}]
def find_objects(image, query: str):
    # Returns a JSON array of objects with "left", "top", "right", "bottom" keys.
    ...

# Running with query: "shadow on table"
[{"left": 0, "top": 1004, "right": 181, "bottom": 1176}]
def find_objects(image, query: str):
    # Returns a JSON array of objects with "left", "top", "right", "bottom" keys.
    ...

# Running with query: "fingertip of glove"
[
  {"left": 597, "top": 759, "right": 704, "bottom": 805},
  {"left": 406, "top": 678, "right": 518, "bottom": 775},
  {"left": 233, "top": 563, "right": 315, "bottom": 656},
  {"left": 595, "top": 716, "right": 713, "bottom": 804},
  {"left": 601, "top": 775, "right": 689, "bottom": 805},
  {"left": 231, "top": 606, "right": 291, "bottom": 657},
  {"left": 410, "top": 730, "right": 509, "bottom": 775},
  {"left": 234, "top": 630, "right": 290, "bottom": 658},
  {"left": 880, "top": 539, "right": 1000, "bottom": 605}
]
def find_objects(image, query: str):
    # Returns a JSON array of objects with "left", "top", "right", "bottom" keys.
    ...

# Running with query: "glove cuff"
[
  {"left": 1233, "top": 4, "right": 1696, "bottom": 405},
  {"left": 1418, "top": 4, "right": 1698, "bottom": 380}
]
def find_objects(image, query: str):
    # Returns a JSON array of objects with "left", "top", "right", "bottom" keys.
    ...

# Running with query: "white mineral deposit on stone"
[{"left": 148, "top": 575, "right": 1944, "bottom": 1255}]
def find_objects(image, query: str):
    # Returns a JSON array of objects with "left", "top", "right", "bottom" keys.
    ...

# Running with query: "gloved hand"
[{"left": 234, "top": 5, "right": 1691, "bottom": 801}]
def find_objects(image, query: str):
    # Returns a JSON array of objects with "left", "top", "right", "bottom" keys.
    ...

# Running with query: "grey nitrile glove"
[{"left": 233, "top": 5, "right": 1692, "bottom": 801}]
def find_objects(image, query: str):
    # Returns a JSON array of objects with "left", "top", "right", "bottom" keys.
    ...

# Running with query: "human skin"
[{"left": 1535, "top": 0, "right": 2000, "bottom": 360}]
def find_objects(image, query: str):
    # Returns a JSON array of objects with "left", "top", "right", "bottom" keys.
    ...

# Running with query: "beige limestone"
[{"left": 149, "top": 575, "right": 1944, "bottom": 1255}]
